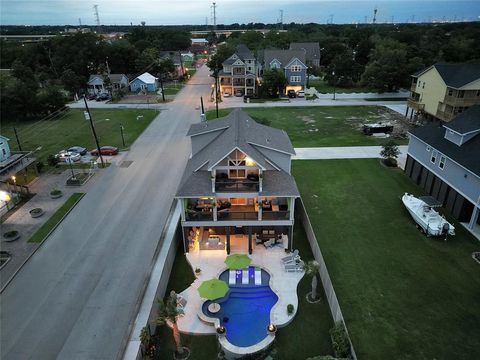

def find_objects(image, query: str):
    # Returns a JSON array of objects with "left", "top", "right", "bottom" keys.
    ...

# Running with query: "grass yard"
[
  {"left": 29, "top": 193, "right": 85, "bottom": 243},
  {"left": 206, "top": 106, "right": 408, "bottom": 147},
  {"left": 162, "top": 83, "right": 184, "bottom": 95},
  {"left": 292, "top": 159, "right": 480, "bottom": 360},
  {"left": 2, "top": 109, "right": 158, "bottom": 166},
  {"left": 309, "top": 79, "right": 374, "bottom": 94},
  {"left": 155, "top": 221, "right": 334, "bottom": 360}
]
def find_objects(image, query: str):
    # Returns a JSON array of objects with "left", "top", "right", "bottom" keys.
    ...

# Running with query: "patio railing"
[
  {"left": 262, "top": 211, "right": 290, "bottom": 220},
  {"left": 185, "top": 211, "right": 213, "bottom": 221},
  {"left": 217, "top": 211, "right": 258, "bottom": 221},
  {"left": 215, "top": 180, "right": 259, "bottom": 192}
]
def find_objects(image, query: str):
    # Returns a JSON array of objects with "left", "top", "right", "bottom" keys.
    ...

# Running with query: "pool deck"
[{"left": 177, "top": 240, "right": 304, "bottom": 335}]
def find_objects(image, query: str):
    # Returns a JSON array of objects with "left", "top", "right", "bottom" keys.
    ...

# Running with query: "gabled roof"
[
  {"left": 263, "top": 49, "right": 306, "bottom": 69},
  {"left": 413, "top": 63, "right": 480, "bottom": 89},
  {"left": 160, "top": 51, "right": 182, "bottom": 65},
  {"left": 236, "top": 44, "right": 254, "bottom": 60},
  {"left": 177, "top": 110, "right": 298, "bottom": 196},
  {"left": 131, "top": 72, "right": 157, "bottom": 84},
  {"left": 409, "top": 120, "right": 480, "bottom": 177},
  {"left": 289, "top": 42, "right": 321, "bottom": 62},
  {"left": 443, "top": 105, "right": 480, "bottom": 135},
  {"left": 88, "top": 74, "right": 127, "bottom": 84}
]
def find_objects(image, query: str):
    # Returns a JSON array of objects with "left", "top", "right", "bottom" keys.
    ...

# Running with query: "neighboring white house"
[
  {"left": 129, "top": 72, "right": 158, "bottom": 92},
  {"left": 87, "top": 74, "right": 129, "bottom": 95},
  {"left": 0, "top": 135, "right": 11, "bottom": 162}
]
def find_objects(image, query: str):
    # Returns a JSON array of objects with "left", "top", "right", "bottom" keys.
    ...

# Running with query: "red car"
[{"left": 90, "top": 146, "right": 119, "bottom": 156}]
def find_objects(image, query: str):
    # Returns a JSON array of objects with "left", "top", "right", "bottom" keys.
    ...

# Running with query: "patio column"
[
  {"left": 226, "top": 226, "right": 231, "bottom": 254},
  {"left": 182, "top": 227, "right": 189, "bottom": 253},
  {"left": 248, "top": 226, "right": 252, "bottom": 255},
  {"left": 288, "top": 225, "right": 293, "bottom": 251}
]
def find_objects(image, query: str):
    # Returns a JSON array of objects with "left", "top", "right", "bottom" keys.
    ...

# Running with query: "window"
[
  {"left": 426, "top": 146, "right": 431, "bottom": 152},
  {"left": 439, "top": 155, "right": 446, "bottom": 170},
  {"left": 229, "top": 169, "right": 246, "bottom": 178},
  {"left": 290, "top": 75, "right": 301, "bottom": 83},
  {"left": 291, "top": 65, "right": 301, "bottom": 72},
  {"left": 447, "top": 88, "right": 453, "bottom": 96},
  {"left": 477, "top": 90, "right": 480, "bottom": 97},
  {"left": 430, "top": 150, "right": 437, "bottom": 164},
  {"left": 422, "top": 82, "right": 425, "bottom": 89},
  {"left": 2, "top": 149, "right": 5, "bottom": 156},
  {"left": 458, "top": 90, "right": 465, "bottom": 98},
  {"left": 417, "top": 81, "right": 421, "bottom": 88}
]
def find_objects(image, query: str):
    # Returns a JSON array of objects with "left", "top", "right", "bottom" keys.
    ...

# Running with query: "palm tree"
[
  {"left": 157, "top": 291, "right": 185, "bottom": 356},
  {"left": 303, "top": 260, "right": 321, "bottom": 301}
]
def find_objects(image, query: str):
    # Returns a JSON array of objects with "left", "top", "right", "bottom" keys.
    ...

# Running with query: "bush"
[
  {"left": 329, "top": 323, "right": 351, "bottom": 358},
  {"left": 383, "top": 157, "right": 398, "bottom": 167},
  {"left": 195, "top": 267, "right": 201, "bottom": 274},
  {"left": 287, "top": 304, "right": 294, "bottom": 315},
  {"left": 3, "top": 230, "right": 19, "bottom": 238},
  {"left": 47, "top": 154, "right": 59, "bottom": 167},
  {"left": 36, "top": 161, "right": 45, "bottom": 173}
]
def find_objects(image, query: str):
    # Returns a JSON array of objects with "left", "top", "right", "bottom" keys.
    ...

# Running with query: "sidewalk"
[
  {"left": 293, "top": 145, "right": 409, "bottom": 169},
  {"left": 0, "top": 166, "right": 106, "bottom": 290}
]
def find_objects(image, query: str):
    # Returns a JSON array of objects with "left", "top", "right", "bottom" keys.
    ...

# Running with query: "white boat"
[{"left": 402, "top": 193, "right": 455, "bottom": 237}]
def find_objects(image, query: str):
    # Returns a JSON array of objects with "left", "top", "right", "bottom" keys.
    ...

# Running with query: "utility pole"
[
  {"left": 373, "top": 6, "right": 378, "bottom": 24},
  {"left": 13, "top": 128, "right": 22, "bottom": 151},
  {"left": 178, "top": 51, "right": 185, "bottom": 76},
  {"left": 211, "top": 2, "right": 217, "bottom": 30},
  {"left": 83, "top": 97, "right": 105, "bottom": 168},
  {"left": 159, "top": 74, "right": 165, "bottom": 102},
  {"left": 120, "top": 125, "right": 126, "bottom": 147},
  {"left": 200, "top": 96, "right": 206, "bottom": 122},
  {"left": 279, "top": 10, "right": 284, "bottom": 30},
  {"left": 93, "top": 5, "right": 100, "bottom": 26}
]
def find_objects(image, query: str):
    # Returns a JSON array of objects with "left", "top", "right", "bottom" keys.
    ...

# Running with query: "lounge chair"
[
  {"left": 254, "top": 267, "right": 262, "bottom": 285},
  {"left": 242, "top": 268, "right": 249, "bottom": 284},
  {"left": 281, "top": 249, "right": 299, "bottom": 264},
  {"left": 229, "top": 270, "right": 236, "bottom": 285},
  {"left": 263, "top": 239, "right": 274, "bottom": 248},
  {"left": 177, "top": 295, "right": 187, "bottom": 316},
  {"left": 284, "top": 260, "right": 304, "bottom": 272}
]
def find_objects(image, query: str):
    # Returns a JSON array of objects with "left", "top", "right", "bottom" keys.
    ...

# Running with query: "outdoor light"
[
  {"left": 11, "top": 176, "right": 16, "bottom": 182},
  {"left": 267, "top": 324, "right": 277, "bottom": 334},
  {"left": 0, "top": 191, "right": 11, "bottom": 202},
  {"left": 216, "top": 326, "right": 226, "bottom": 336},
  {"left": 245, "top": 157, "right": 255, "bottom": 166}
]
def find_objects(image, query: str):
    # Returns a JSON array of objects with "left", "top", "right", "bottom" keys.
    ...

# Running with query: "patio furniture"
[
  {"left": 208, "top": 302, "right": 221, "bottom": 313},
  {"left": 176, "top": 295, "right": 187, "bottom": 316},
  {"left": 263, "top": 239, "right": 274, "bottom": 248},
  {"left": 225, "top": 254, "right": 251, "bottom": 270},
  {"left": 284, "top": 260, "right": 304, "bottom": 272},
  {"left": 198, "top": 279, "right": 229, "bottom": 300},
  {"left": 254, "top": 267, "right": 262, "bottom": 285},
  {"left": 281, "top": 249, "right": 299, "bottom": 264}
]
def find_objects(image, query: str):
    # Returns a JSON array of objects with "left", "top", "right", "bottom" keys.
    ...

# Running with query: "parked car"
[
  {"left": 96, "top": 93, "right": 110, "bottom": 101},
  {"left": 67, "top": 146, "right": 87, "bottom": 156},
  {"left": 223, "top": 92, "right": 231, "bottom": 98},
  {"left": 297, "top": 90, "right": 305, "bottom": 98},
  {"left": 56, "top": 151, "right": 81, "bottom": 163},
  {"left": 86, "top": 93, "right": 97, "bottom": 100},
  {"left": 90, "top": 146, "right": 119, "bottom": 156},
  {"left": 234, "top": 89, "right": 244, "bottom": 97},
  {"left": 287, "top": 90, "right": 296, "bottom": 98}
]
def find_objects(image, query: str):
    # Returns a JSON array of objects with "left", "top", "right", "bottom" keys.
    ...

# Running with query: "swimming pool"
[{"left": 202, "top": 267, "right": 278, "bottom": 347}]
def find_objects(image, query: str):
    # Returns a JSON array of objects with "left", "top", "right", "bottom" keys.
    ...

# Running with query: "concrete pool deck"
[{"left": 176, "top": 239, "right": 304, "bottom": 335}]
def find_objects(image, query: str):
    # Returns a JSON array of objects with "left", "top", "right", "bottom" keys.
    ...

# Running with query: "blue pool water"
[{"left": 202, "top": 267, "right": 278, "bottom": 347}]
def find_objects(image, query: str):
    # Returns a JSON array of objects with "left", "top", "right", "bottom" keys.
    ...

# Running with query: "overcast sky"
[{"left": 1, "top": 0, "right": 479, "bottom": 25}]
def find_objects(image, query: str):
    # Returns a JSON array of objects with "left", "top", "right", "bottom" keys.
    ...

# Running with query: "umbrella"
[
  {"left": 224, "top": 254, "right": 252, "bottom": 270},
  {"left": 198, "top": 279, "right": 229, "bottom": 300}
]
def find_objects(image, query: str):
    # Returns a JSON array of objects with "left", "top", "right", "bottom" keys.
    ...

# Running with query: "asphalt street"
[{"left": 0, "top": 65, "right": 213, "bottom": 359}]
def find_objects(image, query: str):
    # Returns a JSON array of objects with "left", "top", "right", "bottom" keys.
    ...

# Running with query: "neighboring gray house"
[
  {"left": 405, "top": 105, "right": 480, "bottom": 235},
  {"left": 289, "top": 42, "right": 321, "bottom": 67},
  {"left": 219, "top": 44, "right": 259, "bottom": 97},
  {"left": 0, "top": 135, "right": 11, "bottom": 162},
  {"left": 175, "top": 109, "right": 300, "bottom": 254},
  {"left": 261, "top": 49, "right": 308, "bottom": 94},
  {"left": 87, "top": 74, "right": 129, "bottom": 95}
]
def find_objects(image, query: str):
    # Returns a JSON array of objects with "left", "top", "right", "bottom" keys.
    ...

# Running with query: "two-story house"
[
  {"left": 261, "top": 49, "right": 308, "bottom": 94},
  {"left": 175, "top": 109, "right": 300, "bottom": 254},
  {"left": 289, "top": 42, "right": 321, "bottom": 67},
  {"left": 218, "top": 44, "right": 258, "bottom": 97},
  {"left": 407, "top": 63, "right": 480, "bottom": 122},
  {"left": 404, "top": 105, "right": 480, "bottom": 237}
]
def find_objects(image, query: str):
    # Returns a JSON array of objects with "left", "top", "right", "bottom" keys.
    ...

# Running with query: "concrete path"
[
  {"left": 293, "top": 145, "right": 408, "bottom": 169},
  {"left": 1, "top": 65, "right": 213, "bottom": 360}
]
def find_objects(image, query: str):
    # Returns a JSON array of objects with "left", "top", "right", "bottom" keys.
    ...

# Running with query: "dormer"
[
  {"left": 443, "top": 105, "right": 480, "bottom": 146},
  {"left": 270, "top": 59, "right": 281, "bottom": 70}
]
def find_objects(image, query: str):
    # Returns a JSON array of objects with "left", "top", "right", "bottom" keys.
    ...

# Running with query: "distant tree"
[
  {"left": 158, "top": 58, "right": 175, "bottom": 79},
  {"left": 135, "top": 47, "right": 160, "bottom": 73},
  {"left": 262, "top": 68, "right": 287, "bottom": 97},
  {"left": 60, "top": 69, "right": 84, "bottom": 94},
  {"left": 361, "top": 39, "right": 409, "bottom": 92},
  {"left": 206, "top": 31, "right": 217, "bottom": 46}
]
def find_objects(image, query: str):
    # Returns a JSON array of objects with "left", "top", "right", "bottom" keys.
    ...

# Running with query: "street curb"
[{"left": 0, "top": 193, "right": 86, "bottom": 294}]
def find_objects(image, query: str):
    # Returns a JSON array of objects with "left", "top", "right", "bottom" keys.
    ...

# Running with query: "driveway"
[{"left": 1, "top": 65, "right": 214, "bottom": 359}]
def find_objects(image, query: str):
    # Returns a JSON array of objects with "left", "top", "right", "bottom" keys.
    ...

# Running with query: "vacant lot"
[
  {"left": 206, "top": 106, "right": 408, "bottom": 147},
  {"left": 309, "top": 79, "right": 374, "bottom": 94},
  {"left": 2, "top": 108, "right": 158, "bottom": 165},
  {"left": 293, "top": 159, "right": 480, "bottom": 360}
]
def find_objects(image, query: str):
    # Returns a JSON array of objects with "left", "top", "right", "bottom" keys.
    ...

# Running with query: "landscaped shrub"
[
  {"left": 36, "top": 161, "right": 45, "bottom": 173},
  {"left": 287, "top": 304, "right": 294, "bottom": 315},
  {"left": 47, "top": 154, "right": 59, "bottom": 167},
  {"left": 329, "top": 323, "right": 351, "bottom": 359},
  {"left": 3, "top": 230, "right": 19, "bottom": 238},
  {"left": 383, "top": 157, "right": 398, "bottom": 167}
]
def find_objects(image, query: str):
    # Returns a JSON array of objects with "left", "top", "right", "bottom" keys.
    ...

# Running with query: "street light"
[
  {"left": 11, "top": 176, "right": 17, "bottom": 193},
  {"left": 332, "top": 70, "right": 336, "bottom": 100}
]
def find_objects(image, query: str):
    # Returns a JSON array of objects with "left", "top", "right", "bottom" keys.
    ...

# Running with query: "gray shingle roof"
[
  {"left": 236, "top": 44, "right": 254, "bottom": 60},
  {"left": 414, "top": 63, "right": 480, "bottom": 88},
  {"left": 263, "top": 49, "right": 306, "bottom": 69},
  {"left": 176, "top": 109, "right": 299, "bottom": 197},
  {"left": 88, "top": 74, "right": 126, "bottom": 84},
  {"left": 289, "top": 42, "right": 320, "bottom": 62},
  {"left": 443, "top": 105, "right": 480, "bottom": 134},
  {"left": 409, "top": 120, "right": 480, "bottom": 177}
]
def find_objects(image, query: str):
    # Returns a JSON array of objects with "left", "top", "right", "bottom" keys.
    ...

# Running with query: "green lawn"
[
  {"left": 292, "top": 159, "right": 480, "bottom": 360},
  {"left": 162, "top": 83, "right": 184, "bottom": 95},
  {"left": 309, "top": 79, "right": 375, "bottom": 94},
  {"left": 2, "top": 109, "right": 158, "bottom": 166},
  {"left": 29, "top": 193, "right": 85, "bottom": 243},
  {"left": 155, "top": 222, "right": 334, "bottom": 359},
  {"left": 206, "top": 106, "right": 408, "bottom": 147}
]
